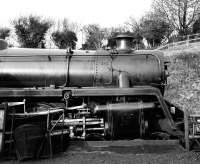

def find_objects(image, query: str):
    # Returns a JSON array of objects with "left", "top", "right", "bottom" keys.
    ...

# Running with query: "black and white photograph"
[{"left": 0, "top": 0, "right": 200, "bottom": 163}]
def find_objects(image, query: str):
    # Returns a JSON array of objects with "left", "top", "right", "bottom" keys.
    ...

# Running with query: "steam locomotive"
[{"left": 0, "top": 34, "right": 183, "bottom": 159}]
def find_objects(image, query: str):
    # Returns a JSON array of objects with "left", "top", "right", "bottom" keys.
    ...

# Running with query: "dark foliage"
[
  {"left": 13, "top": 15, "right": 52, "bottom": 48},
  {"left": 193, "top": 16, "right": 200, "bottom": 34},
  {"left": 140, "top": 12, "right": 172, "bottom": 47},
  {"left": 0, "top": 27, "right": 10, "bottom": 39},
  {"left": 52, "top": 30, "right": 77, "bottom": 49}
]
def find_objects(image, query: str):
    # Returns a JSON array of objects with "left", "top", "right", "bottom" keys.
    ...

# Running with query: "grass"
[{"left": 164, "top": 49, "right": 200, "bottom": 114}]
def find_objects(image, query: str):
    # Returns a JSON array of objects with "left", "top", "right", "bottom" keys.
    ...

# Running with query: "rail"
[{"left": 157, "top": 33, "right": 200, "bottom": 50}]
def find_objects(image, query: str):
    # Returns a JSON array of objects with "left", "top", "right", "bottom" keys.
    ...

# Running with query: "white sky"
[{"left": 0, "top": 0, "right": 152, "bottom": 28}]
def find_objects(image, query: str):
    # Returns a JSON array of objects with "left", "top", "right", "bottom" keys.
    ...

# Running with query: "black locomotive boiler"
[{"left": 0, "top": 35, "right": 182, "bottom": 159}]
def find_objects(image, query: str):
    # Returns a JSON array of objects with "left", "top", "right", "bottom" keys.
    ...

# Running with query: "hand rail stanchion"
[{"left": 184, "top": 108, "right": 189, "bottom": 151}]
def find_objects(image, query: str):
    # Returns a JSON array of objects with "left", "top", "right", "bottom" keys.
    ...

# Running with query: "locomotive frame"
[{"left": 0, "top": 35, "right": 184, "bottom": 160}]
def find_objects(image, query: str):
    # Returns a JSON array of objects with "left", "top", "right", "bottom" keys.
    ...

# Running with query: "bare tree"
[
  {"left": 125, "top": 17, "right": 143, "bottom": 48},
  {"left": 83, "top": 24, "right": 105, "bottom": 50},
  {"left": 125, "top": 17, "right": 141, "bottom": 33},
  {"left": 153, "top": 0, "right": 200, "bottom": 35},
  {"left": 51, "top": 18, "right": 79, "bottom": 49},
  {"left": 83, "top": 24, "right": 130, "bottom": 50},
  {"left": 56, "top": 18, "right": 80, "bottom": 34}
]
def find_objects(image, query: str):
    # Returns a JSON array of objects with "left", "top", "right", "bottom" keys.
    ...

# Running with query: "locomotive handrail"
[{"left": 0, "top": 54, "right": 147, "bottom": 57}]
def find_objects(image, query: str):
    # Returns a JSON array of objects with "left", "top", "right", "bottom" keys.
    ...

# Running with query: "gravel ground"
[
  {"left": 2, "top": 150, "right": 200, "bottom": 164},
  {"left": 1, "top": 140, "right": 200, "bottom": 164}
]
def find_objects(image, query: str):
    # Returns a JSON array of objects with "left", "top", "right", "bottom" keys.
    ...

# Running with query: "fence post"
[
  {"left": 186, "top": 35, "right": 189, "bottom": 48},
  {"left": 184, "top": 108, "right": 190, "bottom": 151}
]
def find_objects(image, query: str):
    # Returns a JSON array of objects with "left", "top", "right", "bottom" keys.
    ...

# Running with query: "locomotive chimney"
[{"left": 114, "top": 34, "right": 133, "bottom": 53}]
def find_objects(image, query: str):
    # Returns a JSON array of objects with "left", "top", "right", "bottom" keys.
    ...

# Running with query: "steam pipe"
[
  {"left": 94, "top": 102, "right": 155, "bottom": 114},
  {"left": 118, "top": 72, "right": 129, "bottom": 88}
]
